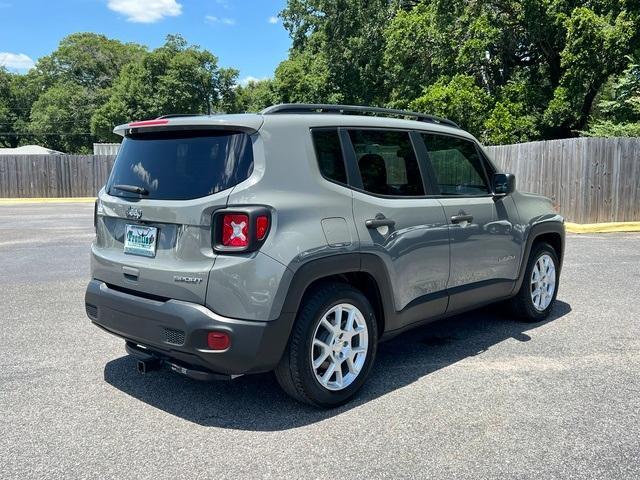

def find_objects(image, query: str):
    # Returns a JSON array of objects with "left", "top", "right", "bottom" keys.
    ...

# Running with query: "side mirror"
[{"left": 493, "top": 173, "right": 516, "bottom": 196}]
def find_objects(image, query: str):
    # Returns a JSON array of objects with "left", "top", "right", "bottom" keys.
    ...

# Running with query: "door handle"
[
  {"left": 366, "top": 215, "right": 396, "bottom": 229},
  {"left": 451, "top": 214, "right": 473, "bottom": 224}
]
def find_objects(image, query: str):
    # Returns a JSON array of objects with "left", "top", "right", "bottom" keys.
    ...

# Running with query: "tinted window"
[
  {"left": 312, "top": 129, "right": 347, "bottom": 184},
  {"left": 421, "top": 133, "right": 489, "bottom": 195},
  {"left": 349, "top": 130, "right": 424, "bottom": 196},
  {"left": 107, "top": 130, "right": 253, "bottom": 200}
]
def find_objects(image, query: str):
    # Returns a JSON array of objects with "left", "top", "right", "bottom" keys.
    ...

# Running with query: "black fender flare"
[
  {"left": 276, "top": 252, "right": 396, "bottom": 332},
  {"left": 512, "top": 220, "right": 566, "bottom": 294}
]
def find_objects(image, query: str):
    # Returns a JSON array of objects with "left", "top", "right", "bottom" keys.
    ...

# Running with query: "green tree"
[
  {"left": 544, "top": 7, "right": 638, "bottom": 134},
  {"left": 410, "top": 75, "right": 492, "bottom": 137},
  {"left": 484, "top": 80, "right": 541, "bottom": 144},
  {"left": 233, "top": 79, "right": 278, "bottom": 113},
  {"left": 35, "top": 32, "right": 146, "bottom": 91},
  {"left": 585, "top": 58, "right": 640, "bottom": 136},
  {"left": 0, "top": 68, "right": 45, "bottom": 148},
  {"left": 0, "top": 68, "right": 13, "bottom": 147},
  {"left": 2, "top": 33, "right": 145, "bottom": 150},
  {"left": 278, "top": 0, "right": 396, "bottom": 105},
  {"left": 91, "top": 35, "right": 239, "bottom": 142},
  {"left": 29, "top": 82, "right": 94, "bottom": 153},
  {"left": 273, "top": 50, "right": 338, "bottom": 103},
  {"left": 382, "top": 0, "right": 640, "bottom": 141}
]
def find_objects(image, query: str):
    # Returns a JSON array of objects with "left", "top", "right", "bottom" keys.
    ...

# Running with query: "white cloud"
[
  {"left": 107, "top": 0, "right": 182, "bottom": 23},
  {"left": 268, "top": 16, "right": 278, "bottom": 24},
  {"left": 205, "top": 15, "right": 236, "bottom": 25},
  {"left": 0, "top": 52, "right": 35, "bottom": 71},
  {"left": 239, "top": 76, "right": 268, "bottom": 86}
]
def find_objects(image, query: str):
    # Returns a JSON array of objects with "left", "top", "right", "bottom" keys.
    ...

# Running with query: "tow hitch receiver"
[
  {"left": 125, "top": 342, "right": 238, "bottom": 382},
  {"left": 137, "top": 358, "right": 161, "bottom": 374}
]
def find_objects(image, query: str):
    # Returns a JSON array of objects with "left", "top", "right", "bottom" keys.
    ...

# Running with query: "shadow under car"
[{"left": 103, "top": 300, "right": 572, "bottom": 431}]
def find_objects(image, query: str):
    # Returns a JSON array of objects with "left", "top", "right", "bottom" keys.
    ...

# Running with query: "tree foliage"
[
  {"left": 2, "top": 2, "right": 640, "bottom": 151},
  {"left": 275, "top": 0, "right": 640, "bottom": 144},
  {"left": 0, "top": 68, "right": 13, "bottom": 147},
  {"left": 0, "top": 69, "right": 45, "bottom": 147},
  {"left": 35, "top": 33, "right": 146, "bottom": 91},
  {"left": 409, "top": 75, "right": 492, "bottom": 135},
  {"left": 29, "top": 82, "right": 94, "bottom": 153},
  {"left": 584, "top": 58, "right": 640, "bottom": 136},
  {"left": 277, "top": 0, "right": 395, "bottom": 104},
  {"left": 1, "top": 33, "right": 241, "bottom": 151},
  {"left": 233, "top": 79, "right": 278, "bottom": 113},
  {"left": 92, "top": 35, "right": 238, "bottom": 142}
]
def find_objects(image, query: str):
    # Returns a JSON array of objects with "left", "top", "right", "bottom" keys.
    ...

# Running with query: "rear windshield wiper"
[{"left": 112, "top": 184, "right": 149, "bottom": 195}]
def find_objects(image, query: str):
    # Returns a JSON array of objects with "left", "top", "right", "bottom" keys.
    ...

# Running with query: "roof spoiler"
[{"left": 113, "top": 114, "right": 263, "bottom": 137}]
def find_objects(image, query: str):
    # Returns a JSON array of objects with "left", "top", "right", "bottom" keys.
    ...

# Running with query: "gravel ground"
[{"left": 1, "top": 203, "right": 638, "bottom": 479}]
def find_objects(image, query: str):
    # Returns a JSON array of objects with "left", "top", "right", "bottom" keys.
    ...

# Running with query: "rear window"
[
  {"left": 107, "top": 130, "right": 254, "bottom": 200},
  {"left": 311, "top": 129, "right": 347, "bottom": 184}
]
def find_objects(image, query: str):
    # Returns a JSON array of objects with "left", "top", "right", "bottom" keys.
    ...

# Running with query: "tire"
[
  {"left": 275, "top": 282, "right": 378, "bottom": 408},
  {"left": 509, "top": 242, "right": 560, "bottom": 322}
]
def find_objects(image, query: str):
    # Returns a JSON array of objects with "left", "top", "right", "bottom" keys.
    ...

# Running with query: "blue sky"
[{"left": 0, "top": 0, "right": 291, "bottom": 83}]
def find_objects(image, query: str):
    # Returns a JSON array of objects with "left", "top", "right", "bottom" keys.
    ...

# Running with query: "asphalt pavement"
[{"left": 0, "top": 203, "right": 638, "bottom": 479}]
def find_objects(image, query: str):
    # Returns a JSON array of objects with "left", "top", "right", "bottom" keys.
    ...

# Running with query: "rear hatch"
[{"left": 93, "top": 128, "right": 254, "bottom": 305}]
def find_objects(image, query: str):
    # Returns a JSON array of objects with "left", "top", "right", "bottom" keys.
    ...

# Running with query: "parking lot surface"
[{"left": 1, "top": 203, "right": 638, "bottom": 479}]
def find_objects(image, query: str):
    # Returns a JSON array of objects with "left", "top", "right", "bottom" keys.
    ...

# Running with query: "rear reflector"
[
  {"left": 222, "top": 214, "right": 249, "bottom": 247},
  {"left": 256, "top": 215, "right": 269, "bottom": 240},
  {"left": 207, "top": 331, "right": 231, "bottom": 350},
  {"left": 129, "top": 119, "right": 170, "bottom": 127}
]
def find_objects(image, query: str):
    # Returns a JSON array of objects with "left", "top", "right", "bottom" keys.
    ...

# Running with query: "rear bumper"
[{"left": 85, "top": 280, "right": 293, "bottom": 376}]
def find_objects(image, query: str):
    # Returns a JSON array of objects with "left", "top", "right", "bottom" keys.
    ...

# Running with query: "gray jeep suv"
[{"left": 85, "top": 104, "right": 565, "bottom": 407}]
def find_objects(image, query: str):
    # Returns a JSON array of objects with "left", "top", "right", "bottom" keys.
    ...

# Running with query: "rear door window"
[
  {"left": 348, "top": 130, "right": 424, "bottom": 196},
  {"left": 107, "top": 130, "right": 253, "bottom": 200}
]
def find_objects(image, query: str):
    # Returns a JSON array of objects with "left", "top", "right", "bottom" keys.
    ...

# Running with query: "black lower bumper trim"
[{"left": 85, "top": 279, "right": 295, "bottom": 376}]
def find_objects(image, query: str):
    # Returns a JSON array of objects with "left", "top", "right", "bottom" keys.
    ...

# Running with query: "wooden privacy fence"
[
  {"left": 486, "top": 137, "right": 640, "bottom": 223},
  {"left": 0, "top": 155, "right": 115, "bottom": 198},
  {"left": 0, "top": 136, "right": 638, "bottom": 223}
]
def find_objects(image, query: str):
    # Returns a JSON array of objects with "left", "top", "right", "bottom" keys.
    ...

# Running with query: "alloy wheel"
[
  {"left": 530, "top": 253, "right": 556, "bottom": 311},
  {"left": 310, "top": 303, "right": 369, "bottom": 391}
]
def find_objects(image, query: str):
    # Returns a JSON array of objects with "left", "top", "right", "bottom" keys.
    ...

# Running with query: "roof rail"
[
  {"left": 156, "top": 113, "right": 206, "bottom": 119},
  {"left": 261, "top": 103, "right": 460, "bottom": 129}
]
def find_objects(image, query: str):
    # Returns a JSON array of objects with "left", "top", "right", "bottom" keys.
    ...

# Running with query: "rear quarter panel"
[{"left": 215, "top": 121, "right": 359, "bottom": 321}]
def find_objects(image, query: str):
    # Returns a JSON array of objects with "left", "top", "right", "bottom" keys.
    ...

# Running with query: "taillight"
[
  {"left": 128, "top": 119, "right": 169, "bottom": 127},
  {"left": 212, "top": 207, "right": 271, "bottom": 253},
  {"left": 222, "top": 214, "right": 249, "bottom": 247},
  {"left": 207, "top": 331, "right": 231, "bottom": 350}
]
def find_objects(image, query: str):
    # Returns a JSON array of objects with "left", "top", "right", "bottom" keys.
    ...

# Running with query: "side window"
[
  {"left": 421, "top": 133, "right": 490, "bottom": 196},
  {"left": 311, "top": 129, "right": 347, "bottom": 184},
  {"left": 349, "top": 130, "right": 424, "bottom": 196}
]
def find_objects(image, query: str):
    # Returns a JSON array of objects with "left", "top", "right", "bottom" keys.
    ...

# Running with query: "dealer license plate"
[{"left": 124, "top": 224, "right": 158, "bottom": 258}]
